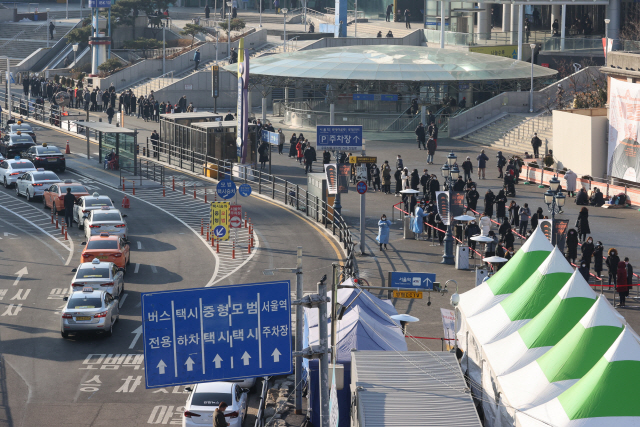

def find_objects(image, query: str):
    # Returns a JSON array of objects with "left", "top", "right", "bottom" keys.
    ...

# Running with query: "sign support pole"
[
  {"left": 318, "top": 276, "right": 330, "bottom": 427},
  {"left": 294, "top": 247, "right": 303, "bottom": 414},
  {"left": 360, "top": 188, "right": 365, "bottom": 255}
]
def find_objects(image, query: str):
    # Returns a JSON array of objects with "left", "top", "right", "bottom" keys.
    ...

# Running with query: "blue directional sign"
[
  {"left": 216, "top": 179, "right": 236, "bottom": 199},
  {"left": 316, "top": 125, "right": 363, "bottom": 151},
  {"left": 389, "top": 272, "right": 436, "bottom": 290},
  {"left": 352, "top": 94, "right": 398, "bottom": 102},
  {"left": 261, "top": 130, "right": 280, "bottom": 145},
  {"left": 238, "top": 183, "right": 252, "bottom": 197},
  {"left": 142, "top": 281, "right": 292, "bottom": 388},
  {"left": 88, "top": 0, "right": 111, "bottom": 7},
  {"left": 213, "top": 225, "right": 227, "bottom": 238}
]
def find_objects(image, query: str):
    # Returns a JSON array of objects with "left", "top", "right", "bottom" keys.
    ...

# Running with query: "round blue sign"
[
  {"left": 239, "top": 183, "right": 252, "bottom": 197},
  {"left": 356, "top": 181, "right": 368, "bottom": 195},
  {"left": 216, "top": 179, "right": 237, "bottom": 199},
  {"left": 213, "top": 225, "right": 227, "bottom": 238}
]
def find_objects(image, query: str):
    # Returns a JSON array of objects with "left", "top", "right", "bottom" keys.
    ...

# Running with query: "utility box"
[
  {"left": 455, "top": 245, "right": 469, "bottom": 270},
  {"left": 475, "top": 267, "right": 488, "bottom": 286},
  {"left": 328, "top": 363, "right": 344, "bottom": 390},
  {"left": 403, "top": 216, "right": 414, "bottom": 239}
]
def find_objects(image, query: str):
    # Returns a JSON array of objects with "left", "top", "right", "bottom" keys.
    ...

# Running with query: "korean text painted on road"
[
  {"left": 142, "top": 280, "right": 292, "bottom": 388},
  {"left": 388, "top": 272, "right": 436, "bottom": 290},
  {"left": 210, "top": 202, "right": 230, "bottom": 241},
  {"left": 316, "top": 126, "right": 363, "bottom": 151}
]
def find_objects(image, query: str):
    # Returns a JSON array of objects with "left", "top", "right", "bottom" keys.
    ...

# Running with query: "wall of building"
[{"left": 553, "top": 109, "right": 608, "bottom": 179}]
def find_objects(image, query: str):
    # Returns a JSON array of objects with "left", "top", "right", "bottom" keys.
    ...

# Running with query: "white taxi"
[
  {"left": 15, "top": 169, "right": 61, "bottom": 201},
  {"left": 60, "top": 287, "right": 119, "bottom": 338},
  {"left": 70, "top": 258, "right": 125, "bottom": 298},
  {"left": 0, "top": 157, "right": 36, "bottom": 188},
  {"left": 83, "top": 207, "right": 128, "bottom": 241},
  {"left": 73, "top": 193, "right": 114, "bottom": 229}
]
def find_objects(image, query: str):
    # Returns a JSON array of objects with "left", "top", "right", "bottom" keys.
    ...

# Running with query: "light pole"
[
  {"left": 162, "top": 23, "right": 166, "bottom": 74},
  {"left": 543, "top": 176, "right": 566, "bottom": 246},
  {"left": 604, "top": 18, "right": 610, "bottom": 67},
  {"left": 282, "top": 8, "right": 288, "bottom": 52},
  {"left": 72, "top": 43, "right": 79, "bottom": 66},
  {"left": 441, "top": 152, "right": 459, "bottom": 265},
  {"left": 529, "top": 42, "right": 536, "bottom": 113},
  {"left": 449, "top": 280, "right": 459, "bottom": 355},
  {"left": 259, "top": 0, "right": 262, "bottom": 27},
  {"left": 66, "top": 0, "right": 68, "bottom": 19},
  {"left": 354, "top": 0, "right": 357, "bottom": 37},
  {"left": 227, "top": 1, "right": 232, "bottom": 59},
  {"left": 46, "top": 9, "right": 50, "bottom": 48}
]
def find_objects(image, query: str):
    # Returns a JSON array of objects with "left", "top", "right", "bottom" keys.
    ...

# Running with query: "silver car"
[
  {"left": 60, "top": 287, "right": 119, "bottom": 338},
  {"left": 70, "top": 258, "right": 125, "bottom": 298},
  {"left": 0, "top": 158, "right": 36, "bottom": 188},
  {"left": 182, "top": 382, "right": 248, "bottom": 427},
  {"left": 83, "top": 207, "right": 128, "bottom": 240},
  {"left": 73, "top": 193, "right": 114, "bottom": 229},
  {"left": 15, "top": 169, "right": 61, "bottom": 201}
]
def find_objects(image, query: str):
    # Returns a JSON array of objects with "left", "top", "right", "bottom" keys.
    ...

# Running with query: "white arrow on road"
[
  {"left": 185, "top": 357, "right": 195, "bottom": 371},
  {"left": 213, "top": 354, "right": 223, "bottom": 369},
  {"left": 157, "top": 360, "right": 167, "bottom": 375},
  {"left": 129, "top": 326, "right": 143, "bottom": 349},
  {"left": 271, "top": 348, "right": 282, "bottom": 363},
  {"left": 12, "top": 267, "right": 28, "bottom": 287},
  {"left": 241, "top": 352, "right": 251, "bottom": 366}
]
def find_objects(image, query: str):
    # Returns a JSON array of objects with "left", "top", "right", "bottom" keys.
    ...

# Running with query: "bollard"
[
  {"left": 232, "top": 240, "right": 236, "bottom": 259},
  {"left": 244, "top": 212, "right": 247, "bottom": 228},
  {"left": 211, "top": 235, "right": 215, "bottom": 247},
  {"left": 248, "top": 239, "right": 251, "bottom": 254},
  {"left": 132, "top": 181, "right": 135, "bottom": 196},
  {"left": 172, "top": 176, "right": 175, "bottom": 191},
  {"left": 55, "top": 212, "right": 59, "bottom": 229},
  {"left": 194, "top": 184, "right": 196, "bottom": 199},
  {"left": 65, "top": 229, "right": 68, "bottom": 240},
  {"left": 204, "top": 191, "right": 207, "bottom": 203},
  {"left": 122, "top": 177, "right": 125, "bottom": 192},
  {"left": 206, "top": 225, "right": 210, "bottom": 241},
  {"left": 61, "top": 223, "right": 65, "bottom": 235},
  {"left": 51, "top": 211, "right": 54, "bottom": 224},
  {"left": 201, "top": 219, "right": 204, "bottom": 235},
  {"left": 183, "top": 181, "right": 185, "bottom": 195},
  {"left": 163, "top": 186, "right": 166, "bottom": 197},
  {"left": 216, "top": 239, "right": 220, "bottom": 253}
]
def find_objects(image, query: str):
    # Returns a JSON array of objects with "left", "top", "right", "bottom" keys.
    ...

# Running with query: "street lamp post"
[
  {"left": 46, "top": 9, "right": 50, "bottom": 48},
  {"left": 227, "top": 1, "right": 232, "bottom": 59},
  {"left": 72, "top": 43, "right": 79, "bottom": 66},
  {"left": 282, "top": 8, "right": 288, "bottom": 52},
  {"left": 543, "top": 176, "right": 566, "bottom": 246},
  {"left": 332, "top": 150, "right": 342, "bottom": 216},
  {"left": 604, "top": 18, "right": 610, "bottom": 67},
  {"left": 441, "top": 152, "right": 459, "bottom": 265},
  {"left": 529, "top": 43, "right": 536, "bottom": 113}
]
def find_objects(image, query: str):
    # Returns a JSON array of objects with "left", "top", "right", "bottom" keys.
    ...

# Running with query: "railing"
[
  {"left": 500, "top": 112, "right": 552, "bottom": 148},
  {"left": 254, "top": 377, "right": 269, "bottom": 427},
  {"left": 304, "top": 8, "right": 333, "bottom": 24},
  {"left": 138, "top": 71, "right": 175, "bottom": 96},
  {"left": 0, "top": 28, "right": 28, "bottom": 49},
  {"left": 324, "top": 7, "right": 365, "bottom": 23}
]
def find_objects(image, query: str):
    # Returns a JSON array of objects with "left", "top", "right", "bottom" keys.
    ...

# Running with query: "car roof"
[
  {"left": 8, "top": 133, "right": 34, "bottom": 140},
  {"left": 6, "top": 159, "right": 35, "bottom": 166},
  {"left": 36, "top": 144, "right": 60, "bottom": 150},
  {"left": 9, "top": 123, "right": 33, "bottom": 129},
  {"left": 69, "top": 289, "right": 107, "bottom": 299},
  {"left": 81, "top": 195, "right": 112, "bottom": 200},
  {"left": 194, "top": 382, "right": 235, "bottom": 393},
  {"left": 89, "top": 234, "right": 120, "bottom": 241},
  {"left": 77, "top": 261, "right": 115, "bottom": 269}
]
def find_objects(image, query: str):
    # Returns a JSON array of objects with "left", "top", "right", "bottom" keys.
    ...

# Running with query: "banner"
[
  {"left": 337, "top": 164, "right": 350, "bottom": 194},
  {"left": 538, "top": 219, "right": 553, "bottom": 242},
  {"left": 469, "top": 45, "right": 517, "bottom": 59},
  {"left": 554, "top": 219, "right": 570, "bottom": 252},
  {"left": 602, "top": 38, "right": 613, "bottom": 58},
  {"left": 440, "top": 308, "right": 456, "bottom": 351},
  {"left": 608, "top": 78, "right": 640, "bottom": 182},
  {"left": 450, "top": 191, "right": 465, "bottom": 218},
  {"left": 325, "top": 164, "right": 338, "bottom": 195},
  {"left": 435, "top": 191, "right": 450, "bottom": 225},
  {"left": 210, "top": 202, "right": 230, "bottom": 241}
]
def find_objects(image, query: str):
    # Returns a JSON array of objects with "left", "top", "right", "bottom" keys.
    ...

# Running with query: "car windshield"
[
  {"left": 86, "top": 199, "right": 112, "bottom": 207},
  {"left": 92, "top": 212, "right": 122, "bottom": 222},
  {"left": 11, "top": 136, "right": 34, "bottom": 143},
  {"left": 37, "top": 147, "right": 61, "bottom": 154},
  {"left": 33, "top": 172, "right": 59, "bottom": 181},
  {"left": 12, "top": 125, "right": 32, "bottom": 132},
  {"left": 12, "top": 161, "right": 34, "bottom": 168},
  {"left": 191, "top": 392, "right": 232, "bottom": 406},
  {"left": 60, "top": 185, "right": 87, "bottom": 193},
  {"left": 67, "top": 297, "right": 103, "bottom": 309},
  {"left": 87, "top": 240, "right": 119, "bottom": 250},
  {"left": 76, "top": 267, "right": 110, "bottom": 279}
]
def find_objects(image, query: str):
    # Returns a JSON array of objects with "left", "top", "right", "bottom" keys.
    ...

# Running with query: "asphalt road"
[{"left": 0, "top": 123, "right": 341, "bottom": 427}]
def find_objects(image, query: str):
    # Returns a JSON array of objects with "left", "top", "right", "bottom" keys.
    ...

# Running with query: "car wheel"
[
  {"left": 15, "top": 185, "right": 20, "bottom": 196},
  {"left": 61, "top": 330, "right": 69, "bottom": 339},
  {"left": 43, "top": 196, "right": 48, "bottom": 209},
  {"left": 126, "top": 255, "right": 130, "bottom": 266},
  {"left": 78, "top": 218, "right": 83, "bottom": 230},
  {"left": 105, "top": 321, "right": 114, "bottom": 337},
  {"left": 26, "top": 190, "right": 31, "bottom": 202}
]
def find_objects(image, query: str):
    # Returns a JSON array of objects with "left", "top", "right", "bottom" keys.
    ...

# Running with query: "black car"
[
  {"left": 24, "top": 143, "right": 65, "bottom": 172},
  {"left": 0, "top": 134, "right": 36, "bottom": 159},
  {"left": 3, "top": 122, "right": 36, "bottom": 143}
]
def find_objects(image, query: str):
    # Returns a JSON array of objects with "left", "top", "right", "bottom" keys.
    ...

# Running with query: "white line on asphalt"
[
  {"left": 134, "top": 263, "right": 140, "bottom": 273},
  {"left": 119, "top": 293, "right": 128, "bottom": 308},
  {"left": 137, "top": 241, "right": 142, "bottom": 250},
  {"left": 150, "top": 265, "right": 157, "bottom": 273}
]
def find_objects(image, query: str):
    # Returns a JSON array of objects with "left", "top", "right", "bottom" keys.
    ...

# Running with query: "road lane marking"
[
  {"left": 137, "top": 241, "right": 142, "bottom": 250},
  {"left": 150, "top": 265, "right": 157, "bottom": 273},
  {"left": 134, "top": 263, "right": 140, "bottom": 273},
  {"left": 119, "top": 292, "right": 128, "bottom": 308}
]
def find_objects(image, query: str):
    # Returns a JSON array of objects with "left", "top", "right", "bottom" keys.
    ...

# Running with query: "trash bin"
[
  {"left": 455, "top": 245, "right": 469, "bottom": 270},
  {"left": 475, "top": 267, "right": 488, "bottom": 287},
  {"left": 403, "top": 216, "right": 414, "bottom": 239}
]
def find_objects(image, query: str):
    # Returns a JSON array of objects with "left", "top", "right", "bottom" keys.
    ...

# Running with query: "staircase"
[
  {"left": 346, "top": 22, "right": 413, "bottom": 38},
  {"left": 459, "top": 114, "right": 532, "bottom": 146},
  {"left": 0, "top": 22, "right": 74, "bottom": 63}
]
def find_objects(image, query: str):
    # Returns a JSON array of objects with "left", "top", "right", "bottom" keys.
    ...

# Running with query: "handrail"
[
  {"left": 254, "top": 377, "right": 269, "bottom": 427},
  {"left": 499, "top": 111, "right": 551, "bottom": 148}
]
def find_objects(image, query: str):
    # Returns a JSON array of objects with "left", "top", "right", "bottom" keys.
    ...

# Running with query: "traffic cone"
[{"left": 65, "top": 140, "right": 70, "bottom": 154}]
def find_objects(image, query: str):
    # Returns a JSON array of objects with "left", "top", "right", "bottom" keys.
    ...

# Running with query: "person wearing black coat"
[
  {"left": 581, "top": 237, "right": 595, "bottom": 271},
  {"left": 303, "top": 145, "right": 316, "bottom": 174},
  {"left": 605, "top": 248, "right": 620, "bottom": 287},
  {"left": 288, "top": 134, "right": 297, "bottom": 158},
  {"left": 531, "top": 207, "right": 544, "bottom": 230},
  {"left": 578, "top": 259, "right": 590, "bottom": 282},
  {"left": 428, "top": 175, "right": 440, "bottom": 201},
  {"left": 394, "top": 169, "right": 402, "bottom": 196},
  {"left": 466, "top": 187, "right": 479, "bottom": 212},
  {"left": 484, "top": 189, "right": 495, "bottom": 218},
  {"left": 420, "top": 170, "right": 429, "bottom": 197},
  {"left": 410, "top": 169, "right": 420, "bottom": 190},
  {"left": 593, "top": 241, "right": 604, "bottom": 277},
  {"left": 452, "top": 176, "right": 465, "bottom": 191},
  {"left": 508, "top": 201, "right": 520, "bottom": 228},
  {"left": 566, "top": 229, "right": 579, "bottom": 263},
  {"left": 504, "top": 227, "right": 515, "bottom": 251},
  {"left": 465, "top": 220, "right": 481, "bottom": 257},
  {"left": 576, "top": 207, "right": 591, "bottom": 242},
  {"left": 498, "top": 219, "right": 510, "bottom": 241},
  {"left": 495, "top": 189, "right": 507, "bottom": 221}
]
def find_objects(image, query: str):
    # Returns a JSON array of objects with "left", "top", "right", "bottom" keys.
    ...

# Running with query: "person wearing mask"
[
  {"left": 566, "top": 229, "right": 579, "bottom": 264},
  {"left": 296, "top": 139, "right": 304, "bottom": 164},
  {"left": 461, "top": 156, "right": 473, "bottom": 182},
  {"left": 395, "top": 155, "right": 404, "bottom": 171},
  {"left": 606, "top": 248, "right": 620, "bottom": 288},
  {"left": 401, "top": 168, "right": 410, "bottom": 191},
  {"left": 466, "top": 186, "right": 479, "bottom": 213},
  {"left": 376, "top": 215, "right": 391, "bottom": 250},
  {"left": 531, "top": 207, "right": 544, "bottom": 230},
  {"left": 505, "top": 247, "right": 515, "bottom": 261},
  {"left": 465, "top": 219, "right": 481, "bottom": 258},
  {"left": 576, "top": 207, "right": 591, "bottom": 242},
  {"left": 518, "top": 203, "right": 531, "bottom": 237},
  {"left": 428, "top": 174, "right": 440, "bottom": 201},
  {"left": 415, "top": 122, "right": 426, "bottom": 150},
  {"left": 382, "top": 162, "right": 391, "bottom": 194},
  {"left": 477, "top": 149, "right": 489, "bottom": 179},
  {"left": 303, "top": 143, "right": 316, "bottom": 173},
  {"left": 496, "top": 151, "right": 507, "bottom": 178},
  {"left": 616, "top": 261, "right": 630, "bottom": 308},
  {"left": 453, "top": 176, "right": 465, "bottom": 191},
  {"left": 508, "top": 200, "right": 520, "bottom": 229},
  {"left": 394, "top": 168, "right": 403, "bottom": 196},
  {"left": 420, "top": 169, "right": 430, "bottom": 197},
  {"left": 410, "top": 202, "right": 427, "bottom": 240},
  {"left": 371, "top": 164, "right": 381, "bottom": 192},
  {"left": 578, "top": 260, "right": 590, "bottom": 282},
  {"left": 498, "top": 219, "right": 510, "bottom": 241},
  {"left": 494, "top": 189, "right": 507, "bottom": 222},
  {"left": 277, "top": 129, "right": 285, "bottom": 155},
  {"left": 63, "top": 187, "right": 75, "bottom": 229},
  {"left": 288, "top": 133, "right": 297, "bottom": 158},
  {"left": 593, "top": 241, "right": 604, "bottom": 278},
  {"left": 581, "top": 237, "right": 595, "bottom": 271},
  {"left": 483, "top": 189, "right": 495, "bottom": 219},
  {"left": 410, "top": 169, "right": 420, "bottom": 191}
]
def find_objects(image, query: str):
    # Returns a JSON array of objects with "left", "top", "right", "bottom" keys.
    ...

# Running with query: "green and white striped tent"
[
  {"left": 483, "top": 270, "right": 597, "bottom": 378},
  {"left": 516, "top": 327, "right": 640, "bottom": 427}
]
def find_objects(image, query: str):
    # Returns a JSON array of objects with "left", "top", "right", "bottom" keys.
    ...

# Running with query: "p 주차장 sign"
[
  {"left": 142, "top": 281, "right": 292, "bottom": 388},
  {"left": 316, "top": 125, "right": 363, "bottom": 151}
]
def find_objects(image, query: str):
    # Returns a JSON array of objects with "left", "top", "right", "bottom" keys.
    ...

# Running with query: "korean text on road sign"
[
  {"left": 216, "top": 179, "right": 237, "bottom": 200},
  {"left": 388, "top": 272, "right": 436, "bottom": 290},
  {"left": 392, "top": 290, "right": 423, "bottom": 299},
  {"left": 142, "top": 280, "right": 292, "bottom": 388},
  {"left": 210, "top": 202, "right": 230, "bottom": 241},
  {"left": 230, "top": 205, "right": 242, "bottom": 229},
  {"left": 238, "top": 183, "right": 252, "bottom": 197},
  {"left": 316, "top": 125, "right": 363, "bottom": 151},
  {"left": 348, "top": 156, "right": 378, "bottom": 164}
]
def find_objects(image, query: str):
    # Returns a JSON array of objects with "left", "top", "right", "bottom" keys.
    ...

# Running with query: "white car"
[
  {"left": 182, "top": 382, "right": 248, "bottom": 427},
  {"left": 60, "top": 287, "right": 119, "bottom": 338},
  {"left": 70, "top": 258, "right": 125, "bottom": 298},
  {"left": 73, "top": 193, "right": 114, "bottom": 228},
  {"left": 15, "top": 169, "right": 61, "bottom": 201},
  {"left": 83, "top": 207, "right": 128, "bottom": 240},
  {"left": 0, "top": 158, "right": 36, "bottom": 188}
]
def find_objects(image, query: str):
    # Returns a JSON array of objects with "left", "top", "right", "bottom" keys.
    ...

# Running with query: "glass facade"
[{"left": 99, "top": 131, "right": 136, "bottom": 171}]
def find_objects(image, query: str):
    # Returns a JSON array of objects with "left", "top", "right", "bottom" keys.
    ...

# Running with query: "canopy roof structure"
[{"left": 227, "top": 45, "right": 557, "bottom": 91}]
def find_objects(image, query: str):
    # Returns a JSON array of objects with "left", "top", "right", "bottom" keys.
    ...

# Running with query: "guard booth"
[
  {"left": 159, "top": 112, "right": 224, "bottom": 150},
  {"left": 190, "top": 120, "right": 260, "bottom": 165},
  {"left": 307, "top": 172, "right": 334, "bottom": 222},
  {"left": 77, "top": 122, "right": 138, "bottom": 174}
]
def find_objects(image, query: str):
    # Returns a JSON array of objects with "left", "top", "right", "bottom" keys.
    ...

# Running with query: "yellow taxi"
[{"left": 80, "top": 233, "right": 131, "bottom": 271}]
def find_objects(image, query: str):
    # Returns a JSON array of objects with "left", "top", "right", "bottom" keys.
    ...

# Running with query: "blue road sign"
[
  {"left": 213, "top": 225, "right": 227, "bottom": 238},
  {"left": 389, "top": 272, "right": 436, "bottom": 290},
  {"left": 356, "top": 181, "right": 367, "bottom": 194},
  {"left": 142, "top": 281, "right": 292, "bottom": 388},
  {"left": 261, "top": 130, "right": 280, "bottom": 145},
  {"left": 316, "top": 126, "right": 363, "bottom": 151},
  {"left": 217, "top": 179, "right": 236, "bottom": 199},
  {"left": 352, "top": 94, "right": 398, "bottom": 102},
  {"left": 88, "top": 0, "right": 111, "bottom": 7},
  {"left": 238, "top": 183, "right": 252, "bottom": 197}
]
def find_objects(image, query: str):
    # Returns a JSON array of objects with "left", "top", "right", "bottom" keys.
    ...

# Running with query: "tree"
[
  {"left": 98, "top": 58, "right": 123, "bottom": 74},
  {"left": 123, "top": 37, "right": 162, "bottom": 58},
  {"left": 218, "top": 18, "right": 246, "bottom": 40},
  {"left": 180, "top": 23, "right": 206, "bottom": 48},
  {"left": 66, "top": 25, "right": 92, "bottom": 45}
]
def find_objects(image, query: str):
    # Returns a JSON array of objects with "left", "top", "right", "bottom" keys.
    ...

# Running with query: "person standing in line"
[
  {"left": 465, "top": 219, "right": 481, "bottom": 258},
  {"left": 466, "top": 185, "right": 479, "bottom": 213},
  {"left": 63, "top": 187, "right": 75, "bottom": 229},
  {"left": 483, "top": 189, "right": 495, "bottom": 219},
  {"left": 394, "top": 168, "right": 403, "bottom": 196},
  {"left": 288, "top": 133, "right": 297, "bottom": 158},
  {"left": 479, "top": 212, "right": 491, "bottom": 236},
  {"left": 531, "top": 132, "right": 542, "bottom": 158},
  {"left": 278, "top": 129, "right": 285, "bottom": 155},
  {"left": 420, "top": 169, "right": 429, "bottom": 197},
  {"left": 625, "top": 257, "right": 634, "bottom": 289},
  {"left": 322, "top": 149, "right": 331, "bottom": 165},
  {"left": 566, "top": 229, "right": 579, "bottom": 264},
  {"left": 410, "top": 202, "right": 427, "bottom": 240},
  {"left": 371, "top": 164, "right": 381, "bottom": 192},
  {"left": 410, "top": 169, "right": 420, "bottom": 191},
  {"left": 593, "top": 241, "right": 604, "bottom": 278},
  {"left": 452, "top": 176, "right": 465, "bottom": 191},
  {"left": 258, "top": 140, "right": 269, "bottom": 170},
  {"left": 518, "top": 203, "right": 531, "bottom": 237},
  {"left": 508, "top": 200, "right": 520, "bottom": 229},
  {"left": 531, "top": 207, "right": 543, "bottom": 230},
  {"left": 477, "top": 149, "right": 489, "bottom": 179},
  {"left": 564, "top": 169, "right": 578, "bottom": 197},
  {"left": 404, "top": 8, "right": 411, "bottom": 28},
  {"left": 616, "top": 261, "right": 630, "bottom": 308},
  {"left": 461, "top": 156, "right": 473, "bottom": 182},
  {"left": 581, "top": 237, "right": 594, "bottom": 271},
  {"left": 376, "top": 214, "right": 391, "bottom": 250},
  {"left": 382, "top": 162, "right": 391, "bottom": 194},
  {"left": 606, "top": 248, "right": 620, "bottom": 288},
  {"left": 415, "top": 122, "right": 426, "bottom": 150},
  {"left": 494, "top": 189, "right": 507, "bottom": 222},
  {"left": 576, "top": 206, "right": 591, "bottom": 242},
  {"left": 504, "top": 227, "right": 515, "bottom": 251}
]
